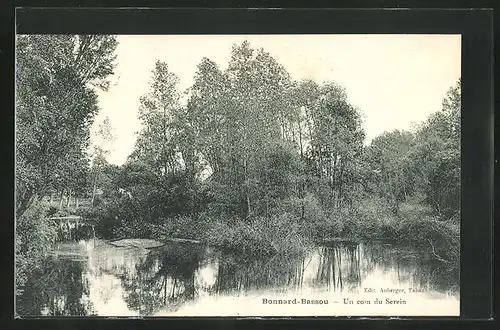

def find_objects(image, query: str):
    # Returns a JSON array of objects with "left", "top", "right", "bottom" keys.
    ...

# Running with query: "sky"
[{"left": 92, "top": 34, "right": 461, "bottom": 166}]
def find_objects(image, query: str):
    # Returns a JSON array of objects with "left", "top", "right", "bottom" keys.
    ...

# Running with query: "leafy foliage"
[
  {"left": 15, "top": 35, "right": 118, "bottom": 294},
  {"left": 15, "top": 202, "right": 58, "bottom": 295},
  {"left": 93, "top": 41, "right": 460, "bottom": 265},
  {"left": 16, "top": 37, "right": 461, "bottom": 289},
  {"left": 16, "top": 35, "right": 118, "bottom": 217},
  {"left": 408, "top": 80, "right": 461, "bottom": 219}
]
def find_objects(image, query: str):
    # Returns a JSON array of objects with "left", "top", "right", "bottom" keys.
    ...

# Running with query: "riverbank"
[
  {"left": 344, "top": 200, "right": 460, "bottom": 266},
  {"left": 78, "top": 196, "right": 459, "bottom": 268},
  {"left": 15, "top": 196, "right": 459, "bottom": 301}
]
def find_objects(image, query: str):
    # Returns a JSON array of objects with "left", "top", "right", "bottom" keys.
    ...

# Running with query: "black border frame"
[{"left": 2, "top": 5, "right": 495, "bottom": 330}]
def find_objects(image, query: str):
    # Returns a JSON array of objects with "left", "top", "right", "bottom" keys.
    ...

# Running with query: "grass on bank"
[
  {"left": 82, "top": 194, "right": 459, "bottom": 266},
  {"left": 15, "top": 195, "right": 459, "bottom": 297}
]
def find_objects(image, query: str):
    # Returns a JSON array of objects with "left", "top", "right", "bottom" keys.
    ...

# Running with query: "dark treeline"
[{"left": 15, "top": 37, "right": 460, "bottom": 296}]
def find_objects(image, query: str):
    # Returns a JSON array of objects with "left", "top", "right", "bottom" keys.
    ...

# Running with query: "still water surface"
[{"left": 17, "top": 239, "right": 459, "bottom": 316}]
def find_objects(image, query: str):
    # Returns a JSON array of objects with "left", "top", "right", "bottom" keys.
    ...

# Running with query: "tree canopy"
[{"left": 16, "top": 35, "right": 118, "bottom": 217}]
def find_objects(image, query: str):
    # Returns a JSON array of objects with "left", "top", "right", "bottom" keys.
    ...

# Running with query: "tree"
[
  {"left": 131, "top": 61, "right": 182, "bottom": 177},
  {"left": 408, "top": 79, "right": 461, "bottom": 219},
  {"left": 90, "top": 116, "right": 116, "bottom": 206},
  {"left": 15, "top": 35, "right": 118, "bottom": 296},
  {"left": 126, "top": 61, "right": 204, "bottom": 225},
  {"left": 186, "top": 57, "right": 230, "bottom": 180},
  {"left": 219, "top": 42, "right": 293, "bottom": 218},
  {"left": 187, "top": 42, "right": 294, "bottom": 218},
  {"left": 15, "top": 34, "right": 118, "bottom": 218},
  {"left": 185, "top": 41, "right": 366, "bottom": 220},
  {"left": 305, "top": 82, "right": 365, "bottom": 210},
  {"left": 365, "top": 130, "right": 416, "bottom": 215}
]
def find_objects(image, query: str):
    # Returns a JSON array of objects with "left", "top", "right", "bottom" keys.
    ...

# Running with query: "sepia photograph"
[{"left": 15, "top": 34, "right": 461, "bottom": 317}]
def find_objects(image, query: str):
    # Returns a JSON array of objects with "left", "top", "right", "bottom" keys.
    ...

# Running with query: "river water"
[{"left": 16, "top": 239, "right": 459, "bottom": 317}]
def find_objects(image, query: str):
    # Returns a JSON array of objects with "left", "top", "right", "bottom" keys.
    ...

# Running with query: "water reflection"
[
  {"left": 118, "top": 242, "right": 204, "bottom": 315},
  {"left": 16, "top": 240, "right": 459, "bottom": 316},
  {"left": 16, "top": 257, "right": 94, "bottom": 316}
]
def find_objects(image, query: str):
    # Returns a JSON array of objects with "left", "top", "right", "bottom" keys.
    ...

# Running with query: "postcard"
[{"left": 15, "top": 34, "right": 461, "bottom": 317}]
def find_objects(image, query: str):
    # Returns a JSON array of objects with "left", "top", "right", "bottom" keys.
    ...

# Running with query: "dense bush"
[
  {"left": 150, "top": 214, "right": 211, "bottom": 241},
  {"left": 343, "top": 197, "right": 459, "bottom": 264},
  {"left": 282, "top": 193, "right": 331, "bottom": 238},
  {"left": 84, "top": 77, "right": 460, "bottom": 267},
  {"left": 204, "top": 213, "right": 311, "bottom": 256},
  {"left": 77, "top": 199, "right": 122, "bottom": 239},
  {"left": 15, "top": 202, "right": 58, "bottom": 294},
  {"left": 113, "top": 217, "right": 153, "bottom": 238},
  {"left": 47, "top": 206, "right": 59, "bottom": 217},
  {"left": 401, "top": 217, "right": 459, "bottom": 264}
]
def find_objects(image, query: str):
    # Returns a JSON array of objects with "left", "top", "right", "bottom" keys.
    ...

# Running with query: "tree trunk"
[
  {"left": 59, "top": 189, "right": 65, "bottom": 209},
  {"left": 403, "top": 183, "right": 408, "bottom": 203},
  {"left": 91, "top": 172, "right": 98, "bottom": 206},
  {"left": 66, "top": 189, "right": 72, "bottom": 210},
  {"left": 298, "top": 115, "right": 304, "bottom": 159},
  {"left": 392, "top": 199, "right": 400, "bottom": 216},
  {"left": 16, "top": 190, "right": 36, "bottom": 219},
  {"left": 337, "top": 165, "right": 344, "bottom": 209},
  {"left": 32, "top": 193, "right": 39, "bottom": 204},
  {"left": 244, "top": 159, "right": 251, "bottom": 218},
  {"left": 301, "top": 198, "right": 305, "bottom": 221},
  {"left": 162, "top": 105, "right": 169, "bottom": 177}
]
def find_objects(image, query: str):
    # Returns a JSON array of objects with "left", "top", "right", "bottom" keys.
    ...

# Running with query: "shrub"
[
  {"left": 51, "top": 208, "right": 70, "bottom": 217},
  {"left": 401, "top": 217, "right": 459, "bottom": 264},
  {"left": 15, "top": 202, "right": 58, "bottom": 295},
  {"left": 204, "top": 213, "right": 311, "bottom": 256},
  {"left": 113, "top": 217, "right": 152, "bottom": 238},
  {"left": 79, "top": 199, "right": 123, "bottom": 239},
  {"left": 346, "top": 197, "right": 399, "bottom": 240},
  {"left": 346, "top": 197, "right": 459, "bottom": 266},
  {"left": 47, "top": 206, "right": 59, "bottom": 217},
  {"left": 282, "top": 193, "right": 339, "bottom": 239},
  {"left": 152, "top": 214, "right": 210, "bottom": 241}
]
